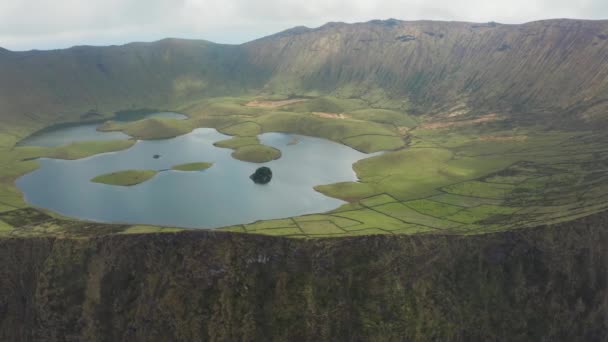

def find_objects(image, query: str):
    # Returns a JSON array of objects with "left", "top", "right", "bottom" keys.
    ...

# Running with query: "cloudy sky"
[{"left": 1, "top": 0, "right": 607, "bottom": 51}]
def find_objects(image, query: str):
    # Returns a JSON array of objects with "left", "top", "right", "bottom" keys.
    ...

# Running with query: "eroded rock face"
[{"left": 250, "top": 167, "right": 272, "bottom": 184}]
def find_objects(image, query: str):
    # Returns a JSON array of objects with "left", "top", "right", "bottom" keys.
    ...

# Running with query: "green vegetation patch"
[
  {"left": 373, "top": 202, "right": 462, "bottom": 229},
  {"left": 404, "top": 199, "right": 465, "bottom": 217},
  {"left": 45, "top": 140, "right": 136, "bottom": 160},
  {"left": 334, "top": 209, "right": 413, "bottom": 231},
  {"left": 172, "top": 162, "right": 213, "bottom": 171},
  {"left": 338, "top": 228, "right": 393, "bottom": 236},
  {"left": 342, "top": 135, "right": 405, "bottom": 152},
  {"left": 318, "top": 147, "right": 509, "bottom": 202},
  {"left": 0, "top": 220, "right": 13, "bottom": 232},
  {"left": 348, "top": 108, "right": 418, "bottom": 127},
  {"left": 255, "top": 227, "right": 304, "bottom": 237},
  {"left": 442, "top": 181, "right": 515, "bottom": 199},
  {"left": 0, "top": 208, "right": 53, "bottom": 227},
  {"left": 119, "top": 225, "right": 185, "bottom": 234},
  {"left": 429, "top": 193, "right": 504, "bottom": 207},
  {"left": 232, "top": 145, "right": 281, "bottom": 163},
  {"left": 360, "top": 194, "right": 399, "bottom": 207},
  {"left": 219, "top": 121, "right": 262, "bottom": 136},
  {"left": 217, "top": 225, "right": 246, "bottom": 233},
  {"left": 446, "top": 205, "right": 521, "bottom": 224},
  {"left": 285, "top": 96, "right": 368, "bottom": 113},
  {"left": 294, "top": 214, "right": 361, "bottom": 228},
  {"left": 245, "top": 219, "right": 296, "bottom": 231},
  {"left": 298, "top": 221, "right": 345, "bottom": 235},
  {"left": 0, "top": 204, "right": 17, "bottom": 213},
  {"left": 255, "top": 112, "right": 400, "bottom": 153},
  {"left": 99, "top": 118, "right": 192, "bottom": 140},
  {"left": 213, "top": 136, "right": 259, "bottom": 149},
  {"left": 91, "top": 170, "right": 158, "bottom": 186}
]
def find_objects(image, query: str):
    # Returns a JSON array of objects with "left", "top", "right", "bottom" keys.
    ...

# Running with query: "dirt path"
[
  {"left": 420, "top": 113, "right": 499, "bottom": 129},
  {"left": 245, "top": 98, "right": 308, "bottom": 108},
  {"left": 312, "top": 112, "right": 351, "bottom": 119}
]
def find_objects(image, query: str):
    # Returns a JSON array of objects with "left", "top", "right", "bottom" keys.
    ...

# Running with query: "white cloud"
[{"left": 0, "top": 0, "right": 606, "bottom": 50}]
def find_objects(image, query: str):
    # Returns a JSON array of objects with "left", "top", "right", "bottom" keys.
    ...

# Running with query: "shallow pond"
[{"left": 16, "top": 122, "right": 373, "bottom": 228}]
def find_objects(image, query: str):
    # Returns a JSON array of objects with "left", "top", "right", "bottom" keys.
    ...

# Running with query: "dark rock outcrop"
[
  {"left": 497, "top": 43, "right": 512, "bottom": 51},
  {"left": 250, "top": 167, "right": 272, "bottom": 184},
  {"left": 395, "top": 35, "right": 416, "bottom": 42}
]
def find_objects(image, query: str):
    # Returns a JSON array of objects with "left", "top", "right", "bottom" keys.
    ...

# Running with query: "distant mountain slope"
[
  {"left": 1, "top": 19, "right": 608, "bottom": 128},
  {"left": 245, "top": 19, "right": 608, "bottom": 120},
  {"left": 0, "top": 39, "right": 263, "bottom": 126}
]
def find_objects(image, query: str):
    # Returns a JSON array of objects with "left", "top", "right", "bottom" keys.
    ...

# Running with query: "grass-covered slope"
[{"left": 0, "top": 38, "right": 265, "bottom": 133}]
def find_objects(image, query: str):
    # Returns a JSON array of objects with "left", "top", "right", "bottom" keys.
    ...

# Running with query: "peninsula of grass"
[
  {"left": 91, "top": 170, "right": 158, "bottom": 186},
  {"left": 231, "top": 145, "right": 281, "bottom": 163},
  {"left": 98, "top": 117, "right": 192, "bottom": 140},
  {"left": 172, "top": 162, "right": 213, "bottom": 171}
]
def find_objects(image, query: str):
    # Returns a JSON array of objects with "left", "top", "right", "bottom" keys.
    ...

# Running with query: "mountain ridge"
[
  {"left": 1, "top": 18, "right": 608, "bottom": 131},
  {"left": 4, "top": 18, "right": 608, "bottom": 52}
]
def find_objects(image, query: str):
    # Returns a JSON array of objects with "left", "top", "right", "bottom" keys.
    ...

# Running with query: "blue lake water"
[{"left": 16, "top": 124, "right": 373, "bottom": 228}]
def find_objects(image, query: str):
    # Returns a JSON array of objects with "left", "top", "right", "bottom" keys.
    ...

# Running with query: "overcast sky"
[{"left": 1, "top": 0, "right": 607, "bottom": 51}]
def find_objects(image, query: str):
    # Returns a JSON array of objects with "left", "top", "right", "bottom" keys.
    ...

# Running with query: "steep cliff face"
[
  {"left": 245, "top": 19, "right": 608, "bottom": 119},
  {"left": 1, "top": 211, "right": 606, "bottom": 341}
]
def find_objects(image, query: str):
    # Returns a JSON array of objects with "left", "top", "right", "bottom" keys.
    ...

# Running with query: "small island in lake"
[
  {"left": 232, "top": 145, "right": 281, "bottom": 163},
  {"left": 91, "top": 170, "right": 158, "bottom": 186},
  {"left": 250, "top": 167, "right": 273, "bottom": 184},
  {"left": 172, "top": 162, "right": 213, "bottom": 171}
]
